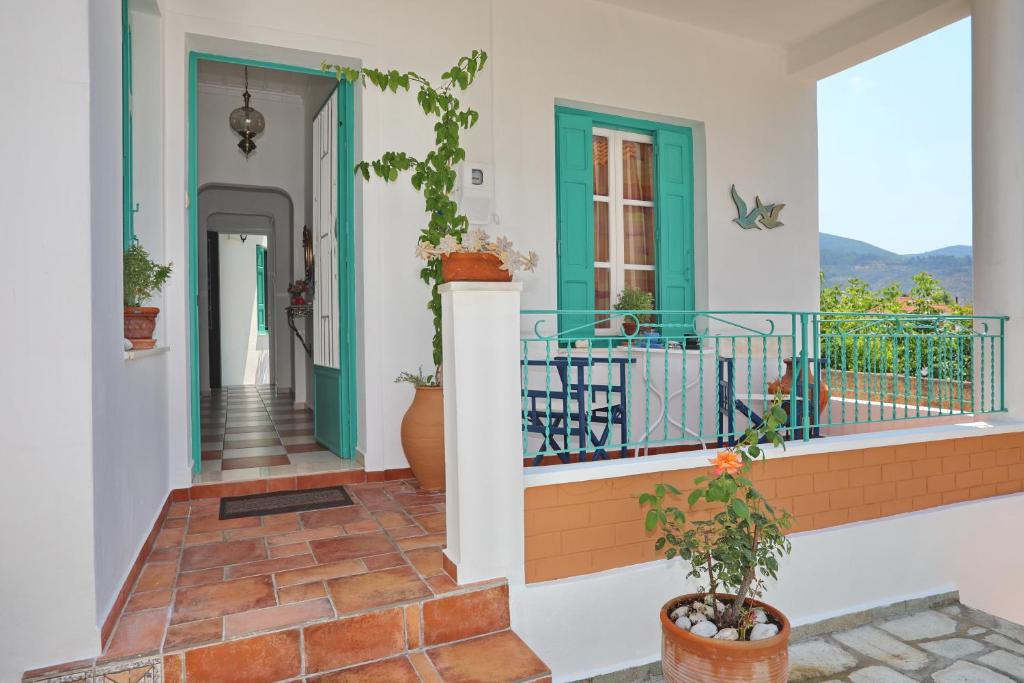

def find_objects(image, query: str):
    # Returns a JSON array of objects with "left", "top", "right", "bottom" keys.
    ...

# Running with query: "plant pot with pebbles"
[
  {"left": 661, "top": 593, "right": 790, "bottom": 682},
  {"left": 641, "top": 395, "right": 795, "bottom": 683}
]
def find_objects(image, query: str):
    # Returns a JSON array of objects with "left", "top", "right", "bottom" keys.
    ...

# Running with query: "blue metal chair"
[{"left": 522, "top": 356, "right": 634, "bottom": 465}]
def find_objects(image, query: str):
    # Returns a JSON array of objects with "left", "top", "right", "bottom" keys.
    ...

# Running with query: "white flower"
[
  {"left": 498, "top": 249, "right": 520, "bottom": 272},
  {"left": 495, "top": 236, "right": 514, "bottom": 254},
  {"left": 415, "top": 240, "right": 434, "bottom": 260},
  {"left": 437, "top": 235, "right": 460, "bottom": 255},
  {"left": 522, "top": 251, "right": 539, "bottom": 272},
  {"left": 462, "top": 228, "right": 489, "bottom": 252}
]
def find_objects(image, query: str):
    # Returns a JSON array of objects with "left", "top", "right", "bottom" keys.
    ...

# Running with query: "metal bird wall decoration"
[{"left": 730, "top": 184, "right": 785, "bottom": 230}]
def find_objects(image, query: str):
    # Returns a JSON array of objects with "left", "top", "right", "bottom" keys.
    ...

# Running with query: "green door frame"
[{"left": 187, "top": 51, "right": 358, "bottom": 475}]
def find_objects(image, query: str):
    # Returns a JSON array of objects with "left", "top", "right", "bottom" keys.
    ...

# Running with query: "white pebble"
[
  {"left": 674, "top": 615, "right": 692, "bottom": 631},
  {"left": 689, "top": 611, "right": 708, "bottom": 623},
  {"left": 714, "top": 628, "right": 739, "bottom": 641},
  {"left": 715, "top": 600, "right": 726, "bottom": 613},
  {"left": 670, "top": 606, "right": 689, "bottom": 620},
  {"left": 690, "top": 620, "right": 719, "bottom": 638},
  {"left": 750, "top": 623, "right": 779, "bottom": 640},
  {"left": 752, "top": 608, "right": 768, "bottom": 624}
]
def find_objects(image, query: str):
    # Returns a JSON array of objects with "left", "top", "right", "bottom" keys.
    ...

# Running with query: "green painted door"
[{"left": 311, "top": 86, "right": 351, "bottom": 457}]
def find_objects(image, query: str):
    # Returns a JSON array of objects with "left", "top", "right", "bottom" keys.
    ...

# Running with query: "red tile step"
[{"left": 26, "top": 580, "right": 550, "bottom": 683}]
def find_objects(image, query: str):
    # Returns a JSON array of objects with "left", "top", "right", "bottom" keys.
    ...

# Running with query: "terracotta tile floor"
[
  {"left": 104, "top": 479, "right": 447, "bottom": 658},
  {"left": 42, "top": 479, "right": 551, "bottom": 682},
  {"left": 197, "top": 385, "right": 361, "bottom": 484}
]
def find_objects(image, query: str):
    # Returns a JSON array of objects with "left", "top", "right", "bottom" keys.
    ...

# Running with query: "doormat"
[{"left": 219, "top": 486, "right": 354, "bottom": 520}]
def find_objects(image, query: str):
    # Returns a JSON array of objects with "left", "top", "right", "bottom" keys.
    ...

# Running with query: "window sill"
[{"left": 124, "top": 346, "right": 169, "bottom": 361}]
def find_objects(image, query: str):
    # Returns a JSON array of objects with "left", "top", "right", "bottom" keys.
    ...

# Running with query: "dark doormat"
[{"left": 219, "top": 486, "right": 354, "bottom": 520}]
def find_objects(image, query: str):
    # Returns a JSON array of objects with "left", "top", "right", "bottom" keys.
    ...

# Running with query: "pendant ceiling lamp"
[{"left": 229, "top": 66, "right": 265, "bottom": 157}]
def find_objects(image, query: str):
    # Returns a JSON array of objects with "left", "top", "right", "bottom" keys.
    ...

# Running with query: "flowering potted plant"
[
  {"left": 416, "top": 228, "right": 538, "bottom": 283},
  {"left": 123, "top": 243, "right": 173, "bottom": 350},
  {"left": 640, "top": 398, "right": 793, "bottom": 682},
  {"left": 287, "top": 279, "right": 310, "bottom": 305}
]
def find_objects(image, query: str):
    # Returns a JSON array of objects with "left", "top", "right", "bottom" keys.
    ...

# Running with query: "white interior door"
[{"left": 313, "top": 92, "right": 339, "bottom": 370}]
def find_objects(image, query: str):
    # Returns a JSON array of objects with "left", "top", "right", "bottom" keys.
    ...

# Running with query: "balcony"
[{"left": 519, "top": 310, "right": 1006, "bottom": 467}]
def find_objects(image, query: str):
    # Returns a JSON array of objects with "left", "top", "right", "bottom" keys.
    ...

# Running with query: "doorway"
[{"left": 188, "top": 52, "right": 357, "bottom": 479}]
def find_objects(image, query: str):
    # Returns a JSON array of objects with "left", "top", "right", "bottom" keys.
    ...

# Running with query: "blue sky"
[{"left": 818, "top": 18, "right": 971, "bottom": 255}]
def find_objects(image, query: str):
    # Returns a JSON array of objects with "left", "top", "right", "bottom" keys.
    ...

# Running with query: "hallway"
[{"left": 198, "top": 385, "right": 358, "bottom": 483}]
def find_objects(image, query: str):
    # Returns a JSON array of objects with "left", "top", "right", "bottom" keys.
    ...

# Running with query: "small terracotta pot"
[
  {"left": 124, "top": 306, "right": 160, "bottom": 350},
  {"left": 661, "top": 594, "right": 790, "bottom": 683},
  {"left": 621, "top": 318, "right": 638, "bottom": 337},
  {"left": 768, "top": 357, "right": 831, "bottom": 415},
  {"left": 441, "top": 253, "right": 512, "bottom": 283},
  {"left": 400, "top": 386, "right": 446, "bottom": 491}
]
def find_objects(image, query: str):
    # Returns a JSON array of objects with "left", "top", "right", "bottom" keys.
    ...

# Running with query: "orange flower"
[{"left": 709, "top": 449, "right": 744, "bottom": 477}]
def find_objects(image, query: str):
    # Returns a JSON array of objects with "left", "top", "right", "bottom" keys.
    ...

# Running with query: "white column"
[
  {"left": 440, "top": 281, "right": 525, "bottom": 585},
  {"left": 972, "top": 0, "right": 1024, "bottom": 418}
]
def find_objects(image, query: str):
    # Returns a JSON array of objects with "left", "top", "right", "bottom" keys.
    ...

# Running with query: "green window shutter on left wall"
[
  {"left": 555, "top": 110, "right": 596, "bottom": 338},
  {"left": 122, "top": 0, "right": 134, "bottom": 249},
  {"left": 654, "top": 126, "right": 695, "bottom": 333},
  {"left": 256, "top": 245, "right": 268, "bottom": 334}
]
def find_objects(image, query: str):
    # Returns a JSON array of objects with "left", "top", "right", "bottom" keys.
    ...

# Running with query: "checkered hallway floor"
[{"left": 197, "top": 385, "right": 359, "bottom": 484}]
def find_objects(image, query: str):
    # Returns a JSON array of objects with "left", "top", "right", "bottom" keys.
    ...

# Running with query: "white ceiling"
[
  {"left": 592, "top": 0, "right": 884, "bottom": 47},
  {"left": 197, "top": 59, "right": 336, "bottom": 99}
]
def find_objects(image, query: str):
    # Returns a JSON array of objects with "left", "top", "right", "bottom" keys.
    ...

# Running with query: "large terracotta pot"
[
  {"left": 441, "top": 252, "right": 512, "bottom": 283},
  {"left": 768, "top": 357, "right": 831, "bottom": 416},
  {"left": 400, "top": 386, "right": 446, "bottom": 491},
  {"left": 661, "top": 594, "right": 790, "bottom": 683},
  {"left": 124, "top": 306, "right": 160, "bottom": 350}
]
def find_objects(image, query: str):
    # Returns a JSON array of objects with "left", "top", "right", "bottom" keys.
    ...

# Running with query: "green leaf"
[
  {"left": 687, "top": 489, "right": 703, "bottom": 506},
  {"left": 655, "top": 537, "right": 666, "bottom": 550},
  {"left": 645, "top": 509, "right": 658, "bottom": 532},
  {"left": 664, "top": 483, "right": 681, "bottom": 495},
  {"left": 731, "top": 498, "right": 750, "bottom": 520}
]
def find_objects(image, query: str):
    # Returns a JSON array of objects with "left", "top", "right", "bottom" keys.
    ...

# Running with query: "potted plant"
[
  {"left": 416, "top": 228, "right": 537, "bottom": 282},
  {"left": 123, "top": 243, "right": 173, "bottom": 350},
  {"left": 640, "top": 399, "right": 793, "bottom": 682},
  {"left": 394, "top": 368, "right": 444, "bottom": 491},
  {"left": 324, "top": 51, "right": 495, "bottom": 490},
  {"left": 614, "top": 287, "right": 654, "bottom": 337}
]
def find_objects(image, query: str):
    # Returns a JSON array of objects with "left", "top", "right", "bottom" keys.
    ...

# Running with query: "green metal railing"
[{"left": 519, "top": 310, "right": 1006, "bottom": 466}]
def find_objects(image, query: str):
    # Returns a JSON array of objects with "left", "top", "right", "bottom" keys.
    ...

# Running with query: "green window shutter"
[
  {"left": 555, "top": 110, "right": 595, "bottom": 337},
  {"left": 654, "top": 127, "right": 695, "bottom": 334},
  {"left": 256, "top": 245, "right": 268, "bottom": 334},
  {"left": 122, "top": 0, "right": 134, "bottom": 249}
]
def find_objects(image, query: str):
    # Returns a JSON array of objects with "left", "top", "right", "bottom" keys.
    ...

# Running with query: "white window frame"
[{"left": 593, "top": 127, "right": 656, "bottom": 330}]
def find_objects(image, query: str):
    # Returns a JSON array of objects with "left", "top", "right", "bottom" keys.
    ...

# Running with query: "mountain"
[{"left": 820, "top": 233, "right": 973, "bottom": 302}]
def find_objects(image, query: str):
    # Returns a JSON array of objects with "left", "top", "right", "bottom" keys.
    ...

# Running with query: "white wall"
[
  {"left": 512, "top": 492, "right": 1024, "bottom": 682},
  {"left": 218, "top": 233, "right": 270, "bottom": 385},
  {"left": 158, "top": 0, "right": 819, "bottom": 478},
  {"left": 91, "top": 0, "right": 175, "bottom": 658},
  {"left": 0, "top": 2, "right": 102, "bottom": 677}
]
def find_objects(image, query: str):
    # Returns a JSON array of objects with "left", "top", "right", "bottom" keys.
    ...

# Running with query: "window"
[
  {"left": 122, "top": 0, "right": 135, "bottom": 249},
  {"left": 555, "top": 107, "right": 695, "bottom": 336},
  {"left": 592, "top": 128, "right": 656, "bottom": 329},
  {"left": 256, "top": 245, "right": 268, "bottom": 334}
]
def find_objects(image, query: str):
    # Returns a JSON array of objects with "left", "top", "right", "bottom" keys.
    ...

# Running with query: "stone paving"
[
  {"left": 787, "top": 603, "right": 1024, "bottom": 682},
  {"left": 583, "top": 600, "right": 1024, "bottom": 682}
]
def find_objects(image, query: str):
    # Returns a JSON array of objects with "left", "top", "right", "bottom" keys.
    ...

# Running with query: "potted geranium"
[
  {"left": 613, "top": 287, "right": 654, "bottom": 337},
  {"left": 640, "top": 398, "right": 793, "bottom": 682},
  {"left": 123, "top": 243, "right": 172, "bottom": 350}
]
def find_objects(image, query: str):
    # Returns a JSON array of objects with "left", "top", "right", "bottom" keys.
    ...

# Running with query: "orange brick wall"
[{"left": 524, "top": 433, "right": 1024, "bottom": 583}]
